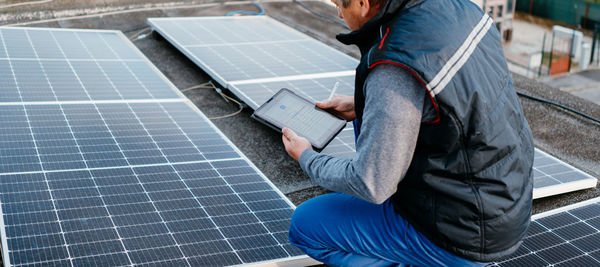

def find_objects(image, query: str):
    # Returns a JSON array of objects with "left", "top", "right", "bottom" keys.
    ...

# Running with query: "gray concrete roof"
[
  {"left": 541, "top": 69, "right": 600, "bottom": 106},
  {"left": 1, "top": 0, "right": 598, "bottom": 212}
]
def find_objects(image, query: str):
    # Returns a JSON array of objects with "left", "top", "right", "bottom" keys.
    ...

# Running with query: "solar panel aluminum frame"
[
  {"left": 532, "top": 149, "right": 598, "bottom": 199},
  {"left": 531, "top": 197, "right": 600, "bottom": 221},
  {"left": 0, "top": 26, "right": 317, "bottom": 267},
  {"left": 242, "top": 256, "right": 321, "bottom": 267},
  {"left": 146, "top": 16, "right": 359, "bottom": 111},
  {"left": 0, "top": 26, "right": 183, "bottom": 104},
  {"left": 0, "top": 199, "right": 9, "bottom": 267}
]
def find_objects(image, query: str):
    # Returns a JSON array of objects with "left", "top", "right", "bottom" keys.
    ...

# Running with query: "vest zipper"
[{"left": 448, "top": 110, "right": 485, "bottom": 254}]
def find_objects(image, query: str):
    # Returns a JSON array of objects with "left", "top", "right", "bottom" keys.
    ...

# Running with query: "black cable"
[
  {"left": 517, "top": 91, "right": 600, "bottom": 125},
  {"left": 292, "top": 0, "right": 349, "bottom": 30}
]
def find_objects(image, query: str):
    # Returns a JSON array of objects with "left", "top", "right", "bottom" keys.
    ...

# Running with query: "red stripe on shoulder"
[
  {"left": 378, "top": 27, "right": 390, "bottom": 50},
  {"left": 369, "top": 60, "right": 441, "bottom": 124}
]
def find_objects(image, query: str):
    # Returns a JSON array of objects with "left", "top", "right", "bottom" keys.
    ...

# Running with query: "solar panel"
[
  {"left": 532, "top": 149, "right": 597, "bottom": 199},
  {"left": 0, "top": 27, "right": 180, "bottom": 102},
  {"left": 148, "top": 16, "right": 358, "bottom": 158},
  {"left": 231, "top": 74, "right": 355, "bottom": 110},
  {"left": 147, "top": 16, "right": 357, "bottom": 86},
  {"left": 492, "top": 197, "right": 600, "bottom": 266},
  {"left": 0, "top": 103, "right": 304, "bottom": 266},
  {"left": 0, "top": 27, "right": 312, "bottom": 266}
]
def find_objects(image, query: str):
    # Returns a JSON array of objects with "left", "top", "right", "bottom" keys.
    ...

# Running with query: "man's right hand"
[{"left": 316, "top": 95, "right": 356, "bottom": 121}]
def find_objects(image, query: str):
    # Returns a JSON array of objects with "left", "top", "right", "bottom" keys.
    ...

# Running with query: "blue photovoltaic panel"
[
  {"left": 148, "top": 16, "right": 358, "bottom": 158},
  {"left": 319, "top": 126, "right": 356, "bottom": 158},
  {"left": 0, "top": 154, "right": 303, "bottom": 265},
  {"left": 0, "top": 27, "right": 308, "bottom": 266},
  {"left": 0, "top": 103, "right": 240, "bottom": 173},
  {"left": 0, "top": 27, "right": 180, "bottom": 102},
  {"left": 0, "top": 105, "right": 304, "bottom": 265},
  {"left": 147, "top": 16, "right": 305, "bottom": 46},
  {"left": 147, "top": 16, "right": 357, "bottom": 84},
  {"left": 183, "top": 40, "right": 357, "bottom": 82},
  {"left": 532, "top": 149, "right": 597, "bottom": 199},
  {"left": 493, "top": 198, "right": 600, "bottom": 266},
  {"left": 232, "top": 75, "right": 355, "bottom": 110}
]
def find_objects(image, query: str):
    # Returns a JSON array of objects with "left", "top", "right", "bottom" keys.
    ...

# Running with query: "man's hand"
[
  {"left": 282, "top": 128, "right": 312, "bottom": 162},
  {"left": 316, "top": 95, "right": 356, "bottom": 121}
]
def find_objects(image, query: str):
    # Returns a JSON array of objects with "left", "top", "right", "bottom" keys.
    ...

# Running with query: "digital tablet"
[{"left": 251, "top": 88, "right": 347, "bottom": 150}]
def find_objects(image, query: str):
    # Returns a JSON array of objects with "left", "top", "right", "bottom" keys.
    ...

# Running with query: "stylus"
[{"left": 328, "top": 81, "right": 340, "bottom": 100}]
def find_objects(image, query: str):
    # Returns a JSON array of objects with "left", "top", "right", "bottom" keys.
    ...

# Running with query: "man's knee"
[
  {"left": 289, "top": 194, "right": 337, "bottom": 246},
  {"left": 289, "top": 196, "right": 317, "bottom": 245}
]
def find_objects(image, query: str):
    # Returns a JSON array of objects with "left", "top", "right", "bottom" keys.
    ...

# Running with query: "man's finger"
[
  {"left": 282, "top": 134, "right": 290, "bottom": 145},
  {"left": 282, "top": 127, "right": 296, "bottom": 140},
  {"left": 316, "top": 99, "right": 332, "bottom": 109}
]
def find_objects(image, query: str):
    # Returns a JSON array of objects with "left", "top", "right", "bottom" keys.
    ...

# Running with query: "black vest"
[{"left": 338, "top": 0, "right": 534, "bottom": 261}]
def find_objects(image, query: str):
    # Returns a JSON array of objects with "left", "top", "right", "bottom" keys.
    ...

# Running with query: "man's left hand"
[{"left": 282, "top": 128, "right": 312, "bottom": 162}]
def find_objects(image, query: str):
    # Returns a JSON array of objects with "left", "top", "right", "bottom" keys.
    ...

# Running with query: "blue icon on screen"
[{"left": 280, "top": 105, "right": 286, "bottom": 110}]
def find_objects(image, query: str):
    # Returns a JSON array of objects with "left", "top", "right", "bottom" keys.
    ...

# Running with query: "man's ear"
[{"left": 359, "top": 0, "right": 371, "bottom": 17}]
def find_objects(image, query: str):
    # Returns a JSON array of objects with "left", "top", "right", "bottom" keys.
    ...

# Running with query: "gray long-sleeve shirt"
[{"left": 299, "top": 64, "right": 435, "bottom": 204}]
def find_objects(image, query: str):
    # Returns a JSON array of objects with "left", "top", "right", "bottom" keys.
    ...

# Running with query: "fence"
[
  {"left": 517, "top": 0, "right": 600, "bottom": 29},
  {"left": 592, "top": 24, "right": 600, "bottom": 65}
]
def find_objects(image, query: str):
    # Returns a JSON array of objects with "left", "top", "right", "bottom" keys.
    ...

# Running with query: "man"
[{"left": 281, "top": 0, "right": 534, "bottom": 266}]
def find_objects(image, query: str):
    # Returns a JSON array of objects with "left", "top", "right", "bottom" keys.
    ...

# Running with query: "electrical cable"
[
  {"left": 226, "top": 0, "right": 264, "bottom": 16},
  {"left": 180, "top": 82, "right": 215, "bottom": 93},
  {"left": 181, "top": 81, "right": 246, "bottom": 120},
  {"left": 292, "top": 0, "right": 349, "bottom": 30},
  {"left": 517, "top": 91, "right": 600, "bottom": 125},
  {"left": 128, "top": 27, "right": 152, "bottom": 41}
]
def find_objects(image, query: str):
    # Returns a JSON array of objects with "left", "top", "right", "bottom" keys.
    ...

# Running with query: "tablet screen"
[{"left": 253, "top": 89, "right": 346, "bottom": 149}]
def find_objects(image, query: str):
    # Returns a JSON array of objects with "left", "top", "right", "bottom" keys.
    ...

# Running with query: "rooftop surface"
[{"left": 1, "top": 0, "right": 598, "bottom": 216}]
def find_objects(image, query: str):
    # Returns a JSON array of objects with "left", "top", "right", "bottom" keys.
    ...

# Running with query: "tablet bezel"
[{"left": 252, "top": 88, "right": 347, "bottom": 150}]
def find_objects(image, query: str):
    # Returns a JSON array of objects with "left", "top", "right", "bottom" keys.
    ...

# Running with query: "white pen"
[{"left": 328, "top": 81, "right": 340, "bottom": 100}]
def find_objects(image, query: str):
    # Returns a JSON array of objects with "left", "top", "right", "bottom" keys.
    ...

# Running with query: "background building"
[{"left": 471, "top": 0, "right": 517, "bottom": 42}]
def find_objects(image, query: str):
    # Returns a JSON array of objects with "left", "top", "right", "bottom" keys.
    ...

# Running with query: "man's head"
[{"left": 332, "top": 0, "right": 386, "bottom": 30}]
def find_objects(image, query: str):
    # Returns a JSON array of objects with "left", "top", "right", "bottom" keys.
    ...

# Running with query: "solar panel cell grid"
[
  {"left": 153, "top": 17, "right": 306, "bottom": 47},
  {"left": 0, "top": 158, "right": 302, "bottom": 266},
  {"left": 185, "top": 40, "right": 357, "bottom": 83},
  {"left": 494, "top": 198, "right": 600, "bottom": 266},
  {"left": 1, "top": 28, "right": 36, "bottom": 59},
  {"left": 232, "top": 75, "right": 355, "bottom": 109},
  {"left": 320, "top": 127, "right": 356, "bottom": 158},
  {"left": 147, "top": 16, "right": 358, "bottom": 84},
  {"left": 0, "top": 31, "right": 5, "bottom": 58},
  {"left": 0, "top": 102, "right": 247, "bottom": 174},
  {"left": 532, "top": 150, "right": 598, "bottom": 199},
  {"left": 0, "top": 27, "right": 180, "bottom": 102},
  {"left": 0, "top": 26, "right": 307, "bottom": 266}
]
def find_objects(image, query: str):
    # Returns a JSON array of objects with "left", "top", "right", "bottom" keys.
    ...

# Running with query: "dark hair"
[{"left": 339, "top": 0, "right": 387, "bottom": 8}]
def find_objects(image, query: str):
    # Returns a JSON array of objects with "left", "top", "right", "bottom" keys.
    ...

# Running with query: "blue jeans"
[{"left": 289, "top": 193, "right": 488, "bottom": 267}]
